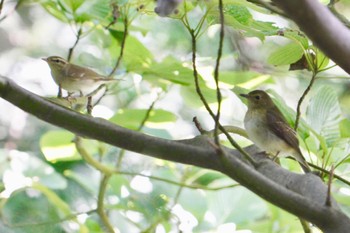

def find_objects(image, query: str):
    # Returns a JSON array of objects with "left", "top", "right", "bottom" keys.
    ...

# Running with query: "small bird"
[
  {"left": 240, "top": 90, "right": 311, "bottom": 173},
  {"left": 42, "top": 56, "right": 117, "bottom": 97}
]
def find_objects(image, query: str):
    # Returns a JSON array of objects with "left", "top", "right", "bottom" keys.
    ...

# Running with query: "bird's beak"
[
  {"left": 42, "top": 58, "right": 48, "bottom": 62},
  {"left": 240, "top": 94, "right": 249, "bottom": 98}
]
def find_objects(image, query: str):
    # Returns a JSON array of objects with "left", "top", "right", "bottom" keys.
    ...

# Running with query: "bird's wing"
[
  {"left": 65, "top": 64, "right": 106, "bottom": 81},
  {"left": 266, "top": 106, "right": 300, "bottom": 150}
]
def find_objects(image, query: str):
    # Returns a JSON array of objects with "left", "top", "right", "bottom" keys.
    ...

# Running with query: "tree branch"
[
  {"left": 272, "top": 0, "right": 350, "bottom": 74},
  {"left": 0, "top": 76, "right": 350, "bottom": 232}
]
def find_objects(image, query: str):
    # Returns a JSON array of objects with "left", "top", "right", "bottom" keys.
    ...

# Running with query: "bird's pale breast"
[{"left": 244, "top": 109, "right": 293, "bottom": 155}]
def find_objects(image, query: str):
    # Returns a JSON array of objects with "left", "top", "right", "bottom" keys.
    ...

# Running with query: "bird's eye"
[{"left": 254, "top": 95, "right": 260, "bottom": 100}]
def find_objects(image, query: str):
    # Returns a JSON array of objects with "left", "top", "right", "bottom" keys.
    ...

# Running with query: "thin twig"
[
  {"left": 308, "top": 163, "right": 350, "bottom": 187},
  {"left": 193, "top": 116, "right": 206, "bottom": 134},
  {"left": 67, "top": 27, "right": 83, "bottom": 62},
  {"left": 105, "top": 3, "right": 120, "bottom": 30},
  {"left": 328, "top": 1, "right": 350, "bottom": 28},
  {"left": 108, "top": 15, "right": 128, "bottom": 77},
  {"left": 97, "top": 174, "right": 114, "bottom": 233},
  {"left": 0, "top": 0, "right": 5, "bottom": 16},
  {"left": 74, "top": 136, "right": 114, "bottom": 174},
  {"left": 213, "top": 0, "right": 224, "bottom": 145},
  {"left": 294, "top": 72, "right": 317, "bottom": 131},
  {"left": 0, "top": 0, "right": 22, "bottom": 22},
  {"left": 205, "top": 125, "right": 248, "bottom": 138},
  {"left": 326, "top": 165, "right": 335, "bottom": 207},
  {"left": 91, "top": 85, "right": 108, "bottom": 107},
  {"left": 72, "top": 142, "right": 112, "bottom": 221},
  {"left": 118, "top": 171, "right": 240, "bottom": 191}
]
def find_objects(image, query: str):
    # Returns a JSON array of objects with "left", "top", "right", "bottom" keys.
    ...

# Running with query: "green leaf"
[
  {"left": 40, "top": 131, "right": 101, "bottom": 162},
  {"left": 282, "top": 30, "right": 309, "bottom": 49},
  {"left": 206, "top": 187, "right": 266, "bottom": 224},
  {"left": 191, "top": 169, "right": 226, "bottom": 186},
  {"left": 61, "top": 0, "right": 85, "bottom": 12},
  {"left": 224, "top": 15, "right": 265, "bottom": 40},
  {"left": 208, "top": 4, "right": 266, "bottom": 40},
  {"left": 340, "top": 119, "right": 350, "bottom": 138},
  {"left": 142, "top": 56, "right": 194, "bottom": 86},
  {"left": 224, "top": 5, "right": 252, "bottom": 25},
  {"left": 268, "top": 43, "right": 304, "bottom": 66},
  {"left": 40, "top": 131, "right": 80, "bottom": 162},
  {"left": 223, "top": 0, "right": 273, "bottom": 14},
  {"left": 32, "top": 182, "right": 72, "bottom": 216},
  {"left": 76, "top": 0, "right": 110, "bottom": 22},
  {"left": 2, "top": 191, "right": 64, "bottom": 232},
  {"left": 41, "top": 1, "right": 70, "bottom": 22},
  {"left": 181, "top": 86, "right": 218, "bottom": 107},
  {"left": 178, "top": 189, "right": 207, "bottom": 220},
  {"left": 110, "top": 109, "right": 177, "bottom": 130},
  {"left": 250, "top": 21, "right": 279, "bottom": 36},
  {"left": 207, "top": 3, "right": 278, "bottom": 39},
  {"left": 109, "top": 34, "right": 154, "bottom": 71},
  {"left": 220, "top": 71, "right": 272, "bottom": 88},
  {"left": 306, "top": 86, "right": 342, "bottom": 146},
  {"left": 315, "top": 49, "right": 330, "bottom": 70}
]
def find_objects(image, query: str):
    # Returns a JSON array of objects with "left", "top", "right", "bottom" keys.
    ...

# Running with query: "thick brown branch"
[{"left": 0, "top": 76, "right": 350, "bottom": 232}]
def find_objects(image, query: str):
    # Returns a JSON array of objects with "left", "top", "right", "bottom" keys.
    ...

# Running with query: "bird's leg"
[
  {"left": 87, "top": 96, "right": 93, "bottom": 115},
  {"left": 272, "top": 151, "right": 280, "bottom": 162},
  {"left": 57, "top": 85, "right": 62, "bottom": 98},
  {"left": 82, "top": 91, "right": 93, "bottom": 115},
  {"left": 62, "top": 92, "right": 76, "bottom": 108}
]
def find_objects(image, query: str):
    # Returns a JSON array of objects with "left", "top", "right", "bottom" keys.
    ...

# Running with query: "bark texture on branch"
[{"left": 0, "top": 76, "right": 349, "bottom": 232}]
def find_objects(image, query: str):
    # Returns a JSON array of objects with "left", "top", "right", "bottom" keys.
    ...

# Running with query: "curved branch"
[
  {"left": 0, "top": 76, "right": 350, "bottom": 232},
  {"left": 272, "top": 0, "right": 350, "bottom": 74}
]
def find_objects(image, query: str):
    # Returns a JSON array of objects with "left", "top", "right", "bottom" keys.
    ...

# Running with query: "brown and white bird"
[
  {"left": 43, "top": 56, "right": 117, "bottom": 97},
  {"left": 241, "top": 90, "right": 311, "bottom": 173}
]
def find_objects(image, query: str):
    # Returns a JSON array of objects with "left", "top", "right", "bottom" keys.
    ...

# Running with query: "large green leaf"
[
  {"left": 268, "top": 42, "right": 304, "bottom": 66},
  {"left": 40, "top": 131, "right": 101, "bottom": 162},
  {"left": 314, "top": 48, "right": 330, "bottom": 70},
  {"left": 109, "top": 33, "right": 154, "bottom": 71},
  {"left": 306, "top": 86, "right": 342, "bottom": 147},
  {"left": 225, "top": 4, "right": 252, "bottom": 25},
  {"left": 340, "top": 119, "right": 350, "bottom": 138},
  {"left": 206, "top": 187, "right": 266, "bottom": 225},
  {"left": 282, "top": 30, "right": 309, "bottom": 49},
  {"left": 208, "top": 3, "right": 278, "bottom": 40},
  {"left": 142, "top": 56, "right": 194, "bottom": 86},
  {"left": 181, "top": 86, "right": 219, "bottom": 107},
  {"left": 41, "top": 1, "right": 70, "bottom": 22},
  {"left": 110, "top": 108, "right": 177, "bottom": 130},
  {"left": 220, "top": 71, "right": 272, "bottom": 88},
  {"left": 40, "top": 131, "right": 79, "bottom": 162},
  {"left": 2, "top": 191, "right": 64, "bottom": 232}
]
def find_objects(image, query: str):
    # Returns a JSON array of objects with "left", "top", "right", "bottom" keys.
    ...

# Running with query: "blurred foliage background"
[{"left": 1, "top": 0, "right": 350, "bottom": 232}]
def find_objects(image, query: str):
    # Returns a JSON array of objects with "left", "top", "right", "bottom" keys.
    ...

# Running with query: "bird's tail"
[{"left": 294, "top": 151, "right": 311, "bottom": 173}]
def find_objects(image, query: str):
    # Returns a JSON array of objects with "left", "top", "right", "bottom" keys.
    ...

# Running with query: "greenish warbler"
[
  {"left": 240, "top": 90, "right": 311, "bottom": 173},
  {"left": 43, "top": 56, "right": 117, "bottom": 96}
]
